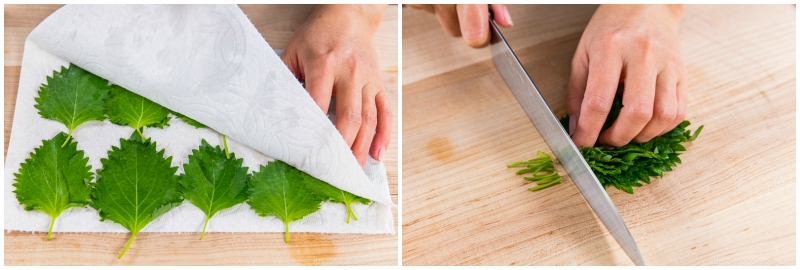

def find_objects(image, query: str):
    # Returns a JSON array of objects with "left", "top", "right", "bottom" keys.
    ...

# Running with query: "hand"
[
  {"left": 408, "top": 4, "right": 513, "bottom": 48},
  {"left": 567, "top": 5, "right": 687, "bottom": 148},
  {"left": 281, "top": 5, "right": 392, "bottom": 167}
]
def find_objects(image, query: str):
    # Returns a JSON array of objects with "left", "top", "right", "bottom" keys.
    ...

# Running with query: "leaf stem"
[
  {"left": 345, "top": 202, "right": 352, "bottom": 224},
  {"left": 136, "top": 128, "right": 145, "bottom": 141},
  {"left": 528, "top": 179, "right": 562, "bottom": 192},
  {"left": 348, "top": 203, "right": 358, "bottom": 221},
  {"left": 222, "top": 135, "right": 230, "bottom": 159},
  {"left": 284, "top": 221, "right": 290, "bottom": 243},
  {"left": 47, "top": 216, "right": 55, "bottom": 240},
  {"left": 61, "top": 130, "right": 73, "bottom": 148},
  {"left": 118, "top": 232, "right": 138, "bottom": 259},
  {"left": 200, "top": 216, "right": 210, "bottom": 240}
]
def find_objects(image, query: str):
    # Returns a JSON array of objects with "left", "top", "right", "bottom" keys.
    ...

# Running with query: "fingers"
[
  {"left": 280, "top": 46, "right": 301, "bottom": 79},
  {"left": 407, "top": 4, "right": 434, "bottom": 13},
  {"left": 334, "top": 80, "right": 362, "bottom": 148},
  {"left": 632, "top": 68, "right": 677, "bottom": 142},
  {"left": 433, "top": 5, "right": 462, "bottom": 37},
  {"left": 491, "top": 4, "right": 514, "bottom": 27},
  {"left": 370, "top": 90, "right": 392, "bottom": 162},
  {"left": 571, "top": 53, "right": 623, "bottom": 148},
  {"left": 666, "top": 66, "right": 688, "bottom": 134},
  {"left": 566, "top": 42, "right": 589, "bottom": 136},
  {"left": 303, "top": 59, "right": 335, "bottom": 113},
  {"left": 351, "top": 82, "right": 382, "bottom": 167},
  {"left": 456, "top": 4, "right": 490, "bottom": 48},
  {"left": 598, "top": 61, "right": 657, "bottom": 147},
  {"left": 427, "top": 4, "right": 500, "bottom": 48}
]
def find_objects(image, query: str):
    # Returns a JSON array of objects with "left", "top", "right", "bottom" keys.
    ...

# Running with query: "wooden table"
[
  {"left": 402, "top": 5, "right": 795, "bottom": 265},
  {"left": 4, "top": 4, "right": 398, "bottom": 265}
]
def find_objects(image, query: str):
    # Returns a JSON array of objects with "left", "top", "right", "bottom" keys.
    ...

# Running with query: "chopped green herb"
[
  {"left": 509, "top": 151, "right": 563, "bottom": 191},
  {"left": 560, "top": 94, "right": 703, "bottom": 194}
]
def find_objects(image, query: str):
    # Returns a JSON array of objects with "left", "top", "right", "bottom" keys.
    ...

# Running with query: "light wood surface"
[
  {"left": 402, "top": 5, "right": 795, "bottom": 266},
  {"left": 3, "top": 4, "right": 398, "bottom": 265}
]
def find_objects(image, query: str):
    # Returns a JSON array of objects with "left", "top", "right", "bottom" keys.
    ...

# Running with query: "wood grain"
[
  {"left": 401, "top": 4, "right": 795, "bottom": 266},
  {"left": 3, "top": 4, "right": 398, "bottom": 265}
]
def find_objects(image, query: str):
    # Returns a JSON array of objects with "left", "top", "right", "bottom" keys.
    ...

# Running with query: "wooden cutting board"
[
  {"left": 3, "top": 4, "right": 398, "bottom": 265},
  {"left": 402, "top": 5, "right": 795, "bottom": 265}
]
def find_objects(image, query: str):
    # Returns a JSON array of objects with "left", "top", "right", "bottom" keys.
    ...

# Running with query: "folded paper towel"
[{"left": 4, "top": 4, "right": 394, "bottom": 234}]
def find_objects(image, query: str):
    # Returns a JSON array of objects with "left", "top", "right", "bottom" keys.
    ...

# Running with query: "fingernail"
[
  {"left": 569, "top": 115, "right": 576, "bottom": 136},
  {"left": 377, "top": 146, "right": 385, "bottom": 161},
  {"left": 503, "top": 7, "right": 513, "bottom": 26}
]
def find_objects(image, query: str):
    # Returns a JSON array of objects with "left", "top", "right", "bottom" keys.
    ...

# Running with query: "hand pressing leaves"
[
  {"left": 35, "top": 64, "right": 110, "bottom": 147},
  {"left": 106, "top": 85, "right": 171, "bottom": 140},
  {"left": 13, "top": 132, "right": 92, "bottom": 240},
  {"left": 91, "top": 132, "right": 182, "bottom": 259},
  {"left": 247, "top": 160, "right": 324, "bottom": 243},
  {"left": 303, "top": 175, "right": 370, "bottom": 223},
  {"left": 179, "top": 140, "right": 249, "bottom": 240},
  {"left": 561, "top": 94, "right": 703, "bottom": 194}
]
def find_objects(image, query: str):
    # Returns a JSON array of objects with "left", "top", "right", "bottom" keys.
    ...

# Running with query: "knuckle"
[
  {"left": 347, "top": 56, "right": 360, "bottom": 70},
  {"left": 633, "top": 134, "right": 653, "bottom": 144},
  {"left": 381, "top": 104, "right": 394, "bottom": 121},
  {"left": 362, "top": 109, "right": 378, "bottom": 127},
  {"left": 354, "top": 143, "right": 369, "bottom": 156},
  {"left": 340, "top": 109, "right": 362, "bottom": 129},
  {"left": 601, "top": 31, "right": 624, "bottom": 46},
  {"left": 315, "top": 53, "right": 335, "bottom": 69},
  {"left": 674, "top": 107, "right": 687, "bottom": 122},
  {"left": 627, "top": 105, "right": 653, "bottom": 124},
  {"left": 653, "top": 105, "right": 677, "bottom": 124},
  {"left": 636, "top": 36, "right": 655, "bottom": 51},
  {"left": 605, "top": 136, "right": 629, "bottom": 148},
  {"left": 584, "top": 94, "right": 612, "bottom": 114},
  {"left": 591, "top": 42, "right": 615, "bottom": 58}
]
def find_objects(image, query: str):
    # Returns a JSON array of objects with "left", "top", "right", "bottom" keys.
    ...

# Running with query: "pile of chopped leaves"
[
  {"left": 560, "top": 94, "right": 703, "bottom": 194},
  {"left": 510, "top": 93, "right": 703, "bottom": 194}
]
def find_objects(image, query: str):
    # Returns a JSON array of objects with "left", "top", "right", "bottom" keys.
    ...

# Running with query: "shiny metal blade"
[{"left": 489, "top": 20, "right": 646, "bottom": 266}]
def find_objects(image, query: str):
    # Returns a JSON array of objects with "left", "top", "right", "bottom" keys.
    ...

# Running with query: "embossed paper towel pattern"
[
  {"left": 27, "top": 4, "right": 393, "bottom": 206},
  {"left": 4, "top": 4, "right": 393, "bottom": 234}
]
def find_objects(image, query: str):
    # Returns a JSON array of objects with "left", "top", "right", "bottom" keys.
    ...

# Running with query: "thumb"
[{"left": 280, "top": 46, "right": 302, "bottom": 80}]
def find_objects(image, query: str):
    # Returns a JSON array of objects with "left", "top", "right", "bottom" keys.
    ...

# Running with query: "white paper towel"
[{"left": 4, "top": 4, "right": 394, "bottom": 234}]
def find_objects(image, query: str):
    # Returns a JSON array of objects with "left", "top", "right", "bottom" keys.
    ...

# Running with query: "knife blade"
[{"left": 488, "top": 19, "right": 646, "bottom": 266}]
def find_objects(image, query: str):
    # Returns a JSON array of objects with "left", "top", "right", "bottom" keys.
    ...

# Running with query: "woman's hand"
[
  {"left": 567, "top": 4, "right": 687, "bottom": 148},
  {"left": 408, "top": 4, "right": 513, "bottom": 48},
  {"left": 281, "top": 5, "right": 392, "bottom": 167}
]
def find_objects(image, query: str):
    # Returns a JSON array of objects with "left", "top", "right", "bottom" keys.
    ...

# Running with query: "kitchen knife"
[{"left": 488, "top": 18, "right": 646, "bottom": 266}]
